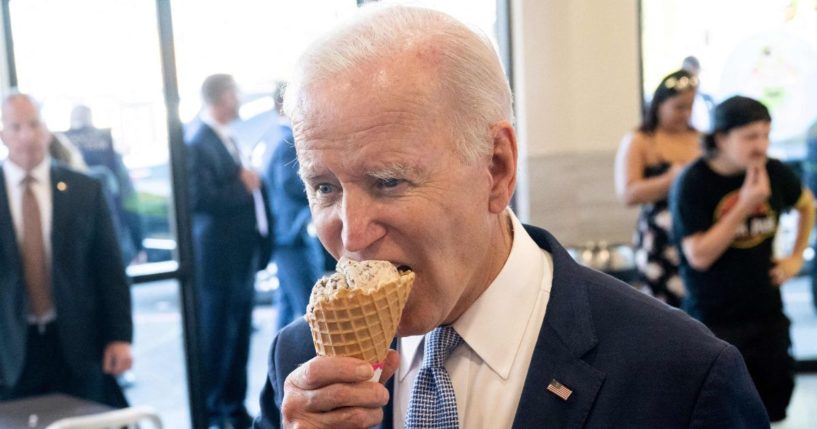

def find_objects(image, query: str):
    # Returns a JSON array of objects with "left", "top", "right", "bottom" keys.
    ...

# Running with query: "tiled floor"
[
  {"left": 772, "top": 374, "right": 817, "bottom": 429},
  {"left": 124, "top": 278, "right": 817, "bottom": 428}
]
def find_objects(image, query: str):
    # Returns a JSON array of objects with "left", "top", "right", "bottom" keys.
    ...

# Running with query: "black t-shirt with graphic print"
[{"left": 670, "top": 157, "right": 802, "bottom": 326}]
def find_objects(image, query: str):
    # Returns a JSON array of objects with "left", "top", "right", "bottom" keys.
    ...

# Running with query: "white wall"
[{"left": 511, "top": 0, "right": 643, "bottom": 245}]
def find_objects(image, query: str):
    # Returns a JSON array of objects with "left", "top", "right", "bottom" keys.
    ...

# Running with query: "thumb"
[
  {"left": 103, "top": 349, "right": 115, "bottom": 374},
  {"left": 379, "top": 349, "right": 400, "bottom": 384}
]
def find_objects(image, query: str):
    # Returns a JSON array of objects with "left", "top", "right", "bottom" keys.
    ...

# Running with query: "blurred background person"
[
  {"left": 681, "top": 55, "right": 716, "bottom": 132},
  {"left": 0, "top": 92, "right": 133, "bottom": 407},
  {"left": 63, "top": 105, "right": 145, "bottom": 265},
  {"left": 805, "top": 117, "right": 817, "bottom": 314},
  {"left": 262, "top": 82, "right": 325, "bottom": 332},
  {"left": 615, "top": 69, "right": 701, "bottom": 307},
  {"left": 48, "top": 131, "right": 86, "bottom": 171},
  {"left": 185, "top": 74, "right": 271, "bottom": 429},
  {"left": 671, "top": 95, "right": 815, "bottom": 422}
]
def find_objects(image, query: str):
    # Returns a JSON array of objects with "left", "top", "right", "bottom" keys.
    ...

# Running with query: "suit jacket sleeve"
[
  {"left": 186, "top": 140, "right": 253, "bottom": 215},
  {"left": 689, "top": 344, "right": 769, "bottom": 427},
  {"left": 256, "top": 332, "right": 283, "bottom": 428},
  {"left": 255, "top": 320, "right": 317, "bottom": 428},
  {"left": 90, "top": 179, "right": 133, "bottom": 344}
]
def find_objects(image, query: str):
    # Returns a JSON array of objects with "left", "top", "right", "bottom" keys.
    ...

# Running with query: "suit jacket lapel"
[
  {"left": 204, "top": 124, "right": 240, "bottom": 171},
  {"left": 0, "top": 170, "right": 21, "bottom": 269},
  {"left": 512, "top": 226, "right": 606, "bottom": 429}
]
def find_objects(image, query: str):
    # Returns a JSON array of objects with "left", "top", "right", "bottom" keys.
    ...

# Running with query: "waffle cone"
[{"left": 306, "top": 271, "right": 414, "bottom": 364}]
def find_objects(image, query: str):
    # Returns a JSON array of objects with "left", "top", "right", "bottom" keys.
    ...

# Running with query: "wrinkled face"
[
  {"left": 1, "top": 96, "right": 50, "bottom": 170},
  {"left": 657, "top": 89, "right": 695, "bottom": 133},
  {"left": 293, "top": 61, "right": 503, "bottom": 336},
  {"left": 715, "top": 120, "right": 770, "bottom": 171}
]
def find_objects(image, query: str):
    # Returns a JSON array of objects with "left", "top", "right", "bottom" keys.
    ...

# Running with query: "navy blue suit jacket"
[
  {"left": 263, "top": 125, "right": 312, "bottom": 248},
  {"left": 255, "top": 225, "right": 768, "bottom": 428},
  {"left": 186, "top": 122, "right": 273, "bottom": 271},
  {"left": 0, "top": 162, "right": 132, "bottom": 388}
]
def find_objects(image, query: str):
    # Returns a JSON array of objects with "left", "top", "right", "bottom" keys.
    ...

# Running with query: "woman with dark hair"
[{"left": 614, "top": 70, "right": 701, "bottom": 307}]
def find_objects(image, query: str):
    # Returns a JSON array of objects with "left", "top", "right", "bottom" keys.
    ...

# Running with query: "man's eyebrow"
[
  {"left": 368, "top": 162, "right": 424, "bottom": 180},
  {"left": 297, "top": 156, "right": 321, "bottom": 181}
]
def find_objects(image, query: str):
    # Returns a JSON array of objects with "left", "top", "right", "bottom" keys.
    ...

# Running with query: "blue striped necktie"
[{"left": 405, "top": 326, "right": 463, "bottom": 429}]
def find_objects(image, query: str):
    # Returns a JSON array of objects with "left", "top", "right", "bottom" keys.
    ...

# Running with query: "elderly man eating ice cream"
[{"left": 254, "top": 4, "right": 768, "bottom": 429}]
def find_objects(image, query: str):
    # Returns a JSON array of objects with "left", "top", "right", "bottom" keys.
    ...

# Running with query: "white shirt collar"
[
  {"left": 201, "top": 112, "right": 233, "bottom": 142},
  {"left": 398, "top": 209, "right": 548, "bottom": 380},
  {"left": 3, "top": 156, "right": 51, "bottom": 186}
]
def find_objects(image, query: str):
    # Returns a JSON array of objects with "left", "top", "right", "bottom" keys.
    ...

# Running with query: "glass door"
[{"left": 7, "top": 0, "right": 190, "bottom": 425}]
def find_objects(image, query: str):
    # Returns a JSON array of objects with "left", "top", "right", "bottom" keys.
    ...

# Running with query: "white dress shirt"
[
  {"left": 3, "top": 157, "right": 53, "bottom": 261},
  {"left": 394, "top": 209, "right": 554, "bottom": 428},
  {"left": 3, "top": 157, "right": 56, "bottom": 323}
]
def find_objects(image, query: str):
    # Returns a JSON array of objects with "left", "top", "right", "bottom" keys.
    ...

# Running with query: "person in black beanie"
[{"left": 670, "top": 95, "right": 815, "bottom": 422}]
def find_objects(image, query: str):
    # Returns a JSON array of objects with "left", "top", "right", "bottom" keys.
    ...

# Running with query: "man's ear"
[
  {"left": 487, "top": 120, "right": 517, "bottom": 214},
  {"left": 714, "top": 132, "right": 726, "bottom": 152}
]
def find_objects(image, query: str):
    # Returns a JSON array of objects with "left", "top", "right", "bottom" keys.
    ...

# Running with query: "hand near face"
[
  {"left": 770, "top": 256, "right": 803, "bottom": 286},
  {"left": 737, "top": 164, "right": 770, "bottom": 216},
  {"left": 281, "top": 350, "right": 399, "bottom": 429},
  {"left": 103, "top": 341, "right": 133, "bottom": 375}
]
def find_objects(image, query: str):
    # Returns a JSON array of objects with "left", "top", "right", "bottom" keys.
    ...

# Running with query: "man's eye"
[
  {"left": 377, "top": 178, "right": 403, "bottom": 189},
  {"left": 316, "top": 183, "right": 335, "bottom": 194}
]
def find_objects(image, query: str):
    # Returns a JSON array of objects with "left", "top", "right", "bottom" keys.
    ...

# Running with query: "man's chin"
[{"left": 396, "top": 318, "right": 435, "bottom": 338}]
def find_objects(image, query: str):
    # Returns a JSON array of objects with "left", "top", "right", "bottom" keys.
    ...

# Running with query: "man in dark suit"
[
  {"left": 187, "top": 74, "right": 272, "bottom": 429},
  {"left": 0, "top": 93, "right": 133, "bottom": 408},
  {"left": 255, "top": 5, "right": 768, "bottom": 428}
]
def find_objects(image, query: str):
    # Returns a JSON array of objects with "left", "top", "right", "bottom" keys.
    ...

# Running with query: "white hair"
[{"left": 284, "top": 3, "right": 514, "bottom": 163}]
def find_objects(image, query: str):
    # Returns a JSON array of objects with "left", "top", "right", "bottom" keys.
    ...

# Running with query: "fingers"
[
  {"left": 102, "top": 346, "right": 133, "bottom": 375},
  {"left": 239, "top": 168, "right": 261, "bottom": 191},
  {"left": 282, "top": 400, "right": 385, "bottom": 429},
  {"left": 290, "top": 356, "right": 376, "bottom": 390},
  {"left": 770, "top": 256, "right": 804, "bottom": 286},
  {"left": 286, "top": 376, "right": 389, "bottom": 411},
  {"left": 745, "top": 165, "right": 756, "bottom": 184},
  {"left": 103, "top": 352, "right": 114, "bottom": 374},
  {"left": 282, "top": 356, "right": 391, "bottom": 428},
  {"left": 379, "top": 349, "right": 400, "bottom": 383}
]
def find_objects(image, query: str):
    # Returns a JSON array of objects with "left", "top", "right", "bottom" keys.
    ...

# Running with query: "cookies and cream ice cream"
[{"left": 307, "top": 258, "right": 404, "bottom": 311}]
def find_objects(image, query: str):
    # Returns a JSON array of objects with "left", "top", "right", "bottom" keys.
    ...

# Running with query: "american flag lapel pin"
[{"left": 547, "top": 378, "right": 573, "bottom": 401}]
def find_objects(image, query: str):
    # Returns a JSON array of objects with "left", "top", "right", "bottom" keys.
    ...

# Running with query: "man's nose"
[
  {"left": 19, "top": 126, "right": 36, "bottom": 141},
  {"left": 339, "top": 190, "right": 386, "bottom": 254}
]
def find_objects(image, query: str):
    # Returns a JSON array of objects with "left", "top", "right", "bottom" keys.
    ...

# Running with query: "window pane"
[
  {"left": 171, "top": 0, "right": 359, "bottom": 126},
  {"left": 10, "top": 0, "right": 177, "bottom": 271},
  {"left": 406, "top": 0, "right": 500, "bottom": 51},
  {"left": 640, "top": 0, "right": 817, "bottom": 159},
  {"left": 8, "top": 0, "right": 187, "bottom": 423}
]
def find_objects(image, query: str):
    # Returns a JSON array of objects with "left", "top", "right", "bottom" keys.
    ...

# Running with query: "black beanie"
[{"left": 703, "top": 96, "right": 771, "bottom": 155}]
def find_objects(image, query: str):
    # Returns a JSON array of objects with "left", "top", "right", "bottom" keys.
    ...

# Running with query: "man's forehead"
[
  {"left": 295, "top": 133, "right": 432, "bottom": 179},
  {"left": 2, "top": 97, "right": 40, "bottom": 119}
]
